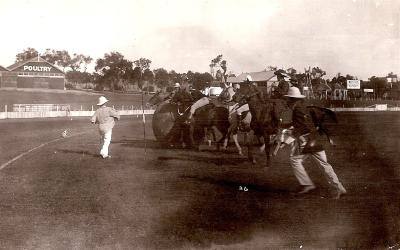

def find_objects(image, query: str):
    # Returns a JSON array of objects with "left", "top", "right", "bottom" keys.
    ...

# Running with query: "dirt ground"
[{"left": 0, "top": 112, "right": 399, "bottom": 249}]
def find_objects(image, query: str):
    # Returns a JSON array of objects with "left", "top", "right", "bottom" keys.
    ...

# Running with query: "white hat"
[
  {"left": 174, "top": 82, "right": 180, "bottom": 88},
  {"left": 284, "top": 87, "right": 305, "bottom": 98},
  {"left": 97, "top": 96, "right": 109, "bottom": 106},
  {"left": 245, "top": 75, "right": 253, "bottom": 82}
]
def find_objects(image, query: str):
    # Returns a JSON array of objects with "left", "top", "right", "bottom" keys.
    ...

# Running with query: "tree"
[
  {"left": 370, "top": 76, "right": 387, "bottom": 99},
  {"left": 311, "top": 67, "right": 326, "bottom": 79},
  {"left": 69, "top": 54, "right": 93, "bottom": 72},
  {"left": 15, "top": 48, "right": 39, "bottom": 62},
  {"left": 133, "top": 58, "right": 152, "bottom": 90},
  {"left": 143, "top": 68, "right": 154, "bottom": 82},
  {"left": 192, "top": 72, "right": 213, "bottom": 90},
  {"left": 95, "top": 52, "right": 133, "bottom": 91},
  {"left": 42, "top": 49, "right": 92, "bottom": 72},
  {"left": 65, "top": 71, "right": 93, "bottom": 84},
  {"left": 153, "top": 68, "right": 170, "bottom": 88},
  {"left": 210, "top": 54, "right": 228, "bottom": 82},
  {"left": 168, "top": 70, "right": 180, "bottom": 85}
]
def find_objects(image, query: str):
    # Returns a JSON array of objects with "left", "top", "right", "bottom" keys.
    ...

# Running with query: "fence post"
[
  {"left": 80, "top": 105, "right": 82, "bottom": 111},
  {"left": 91, "top": 105, "right": 93, "bottom": 111},
  {"left": 122, "top": 105, "right": 124, "bottom": 110},
  {"left": 5, "top": 105, "right": 7, "bottom": 119}
]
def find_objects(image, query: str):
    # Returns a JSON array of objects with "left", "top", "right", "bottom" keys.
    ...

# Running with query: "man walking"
[
  {"left": 284, "top": 87, "right": 347, "bottom": 199},
  {"left": 91, "top": 96, "right": 120, "bottom": 159}
]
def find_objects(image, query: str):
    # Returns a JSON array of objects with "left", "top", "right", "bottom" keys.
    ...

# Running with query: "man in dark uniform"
[{"left": 284, "top": 86, "right": 347, "bottom": 199}]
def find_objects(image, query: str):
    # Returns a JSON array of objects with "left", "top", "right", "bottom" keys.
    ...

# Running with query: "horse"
[
  {"left": 170, "top": 91, "right": 230, "bottom": 150},
  {"left": 146, "top": 90, "right": 170, "bottom": 107},
  {"left": 221, "top": 100, "right": 252, "bottom": 156},
  {"left": 232, "top": 85, "right": 288, "bottom": 167}
]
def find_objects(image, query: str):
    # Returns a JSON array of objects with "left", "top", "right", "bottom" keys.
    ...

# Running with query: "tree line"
[
  {"left": 14, "top": 47, "right": 215, "bottom": 92},
  {"left": 14, "top": 48, "right": 399, "bottom": 98}
]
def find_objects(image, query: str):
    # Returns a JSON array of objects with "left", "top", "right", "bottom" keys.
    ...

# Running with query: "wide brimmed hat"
[
  {"left": 284, "top": 87, "right": 305, "bottom": 98},
  {"left": 174, "top": 82, "right": 181, "bottom": 88},
  {"left": 97, "top": 96, "right": 109, "bottom": 106},
  {"left": 244, "top": 75, "right": 253, "bottom": 82},
  {"left": 274, "top": 70, "right": 289, "bottom": 78}
]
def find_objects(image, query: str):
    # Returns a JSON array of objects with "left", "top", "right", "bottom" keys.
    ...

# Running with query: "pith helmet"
[
  {"left": 284, "top": 87, "right": 305, "bottom": 98},
  {"left": 97, "top": 96, "right": 109, "bottom": 106},
  {"left": 245, "top": 75, "right": 253, "bottom": 82}
]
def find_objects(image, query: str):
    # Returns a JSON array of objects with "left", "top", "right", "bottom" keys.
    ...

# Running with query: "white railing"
[
  {"left": 1, "top": 104, "right": 400, "bottom": 120},
  {"left": 0, "top": 105, "right": 154, "bottom": 119}
]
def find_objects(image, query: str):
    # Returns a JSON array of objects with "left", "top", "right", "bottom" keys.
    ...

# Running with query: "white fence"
[
  {"left": 0, "top": 107, "right": 154, "bottom": 120},
  {"left": 1, "top": 103, "right": 400, "bottom": 120}
]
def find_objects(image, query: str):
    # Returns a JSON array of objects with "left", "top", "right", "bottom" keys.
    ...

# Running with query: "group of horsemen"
[
  {"left": 161, "top": 70, "right": 347, "bottom": 199},
  {"left": 167, "top": 70, "right": 294, "bottom": 128}
]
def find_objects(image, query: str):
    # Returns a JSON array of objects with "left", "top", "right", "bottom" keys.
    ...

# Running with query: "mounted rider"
[
  {"left": 234, "top": 75, "right": 256, "bottom": 129},
  {"left": 185, "top": 85, "right": 210, "bottom": 124},
  {"left": 273, "top": 70, "right": 290, "bottom": 99}
]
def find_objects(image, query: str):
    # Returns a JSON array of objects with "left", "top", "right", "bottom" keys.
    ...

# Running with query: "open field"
[
  {"left": 0, "top": 113, "right": 399, "bottom": 249},
  {"left": 0, "top": 89, "right": 151, "bottom": 110}
]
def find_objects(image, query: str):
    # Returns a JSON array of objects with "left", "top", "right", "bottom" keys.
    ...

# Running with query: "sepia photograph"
[{"left": 0, "top": 0, "right": 399, "bottom": 249}]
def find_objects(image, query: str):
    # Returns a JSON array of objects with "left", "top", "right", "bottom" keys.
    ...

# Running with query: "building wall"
[
  {"left": 1, "top": 72, "right": 18, "bottom": 87},
  {"left": 17, "top": 76, "right": 64, "bottom": 89}
]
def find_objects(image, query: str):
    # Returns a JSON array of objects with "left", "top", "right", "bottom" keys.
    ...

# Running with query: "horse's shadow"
[
  {"left": 113, "top": 139, "right": 164, "bottom": 149},
  {"left": 157, "top": 154, "right": 248, "bottom": 166},
  {"left": 58, "top": 149, "right": 98, "bottom": 157}
]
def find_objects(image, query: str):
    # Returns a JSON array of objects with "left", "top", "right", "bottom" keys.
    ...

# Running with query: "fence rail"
[
  {"left": 0, "top": 106, "right": 154, "bottom": 120},
  {"left": 1, "top": 104, "right": 400, "bottom": 120}
]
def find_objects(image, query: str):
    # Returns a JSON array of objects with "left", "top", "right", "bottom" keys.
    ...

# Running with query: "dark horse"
[
  {"left": 170, "top": 91, "right": 230, "bottom": 150},
  {"left": 232, "top": 85, "right": 288, "bottom": 167}
]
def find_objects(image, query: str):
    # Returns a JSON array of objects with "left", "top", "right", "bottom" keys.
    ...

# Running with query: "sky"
[{"left": 0, "top": 0, "right": 399, "bottom": 80}]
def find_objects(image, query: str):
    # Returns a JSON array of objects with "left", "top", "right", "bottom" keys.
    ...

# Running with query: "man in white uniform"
[{"left": 91, "top": 96, "right": 120, "bottom": 159}]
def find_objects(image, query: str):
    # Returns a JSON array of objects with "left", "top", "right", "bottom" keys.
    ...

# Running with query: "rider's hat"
[
  {"left": 245, "top": 75, "right": 253, "bottom": 82},
  {"left": 174, "top": 82, "right": 181, "bottom": 88},
  {"left": 274, "top": 70, "right": 289, "bottom": 78},
  {"left": 284, "top": 87, "right": 305, "bottom": 98},
  {"left": 97, "top": 96, "right": 109, "bottom": 106}
]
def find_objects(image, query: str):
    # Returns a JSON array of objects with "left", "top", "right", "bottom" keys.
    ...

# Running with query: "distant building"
[
  {"left": 227, "top": 70, "right": 278, "bottom": 95},
  {"left": 386, "top": 73, "right": 398, "bottom": 88},
  {"left": 0, "top": 56, "right": 65, "bottom": 89}
]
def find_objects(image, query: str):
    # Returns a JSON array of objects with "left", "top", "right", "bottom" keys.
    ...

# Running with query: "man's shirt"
[
  {"left": 291, "top": 102, "right": 312, "bottom": 137},
  {"left": 91, "top": 106, "right": 120, "bottom": 133}
]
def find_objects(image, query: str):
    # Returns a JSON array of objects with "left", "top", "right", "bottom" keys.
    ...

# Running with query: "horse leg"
[
  {"left": 223, "top": 126, "right": 232, "bottom": 151},
  {"left": 188, "top": 123, "right": 196, "bottom": 149},
  {"left": 256, "top": 136, "right": 265, "bottom": 152},
  {"left": 232, "top": 133, "right": 243, "bottom": 156},
  {"left": 204, "top": 127, "right": 212, "bottom": 147},
  {"left": 263, "top": 133, "right": 271, "bottom": 168},
  {"left": 246, "top": 131, "right": 256, "bottom": 164}
]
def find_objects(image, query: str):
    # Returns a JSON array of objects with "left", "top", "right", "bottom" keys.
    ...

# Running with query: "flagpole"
[{"left": 141, "top": 70, "right": 147, "bottom": 159}]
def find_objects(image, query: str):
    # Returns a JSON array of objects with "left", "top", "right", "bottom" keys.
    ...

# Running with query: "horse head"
[{"left": 147, "top": 91, "right": 168, "bottom": 107}]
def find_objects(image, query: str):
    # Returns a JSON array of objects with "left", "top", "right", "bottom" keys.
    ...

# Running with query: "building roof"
[
  {"left": 315, "top": 83, "right": 332, "bottom": 92},
  {"left": 0, "top": 65, "right": 9, "bottom": 71},
  {"left": 7, "top": 56, "right": 63, "bottom": 74},
  {"left": 227, "top": 70, "right": 277, "bottom": 83},
  {"left": 332, "top": 82, "right": 346, "bottom": 89}
]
